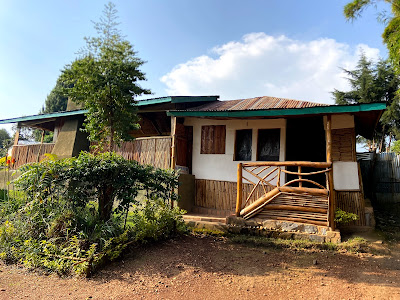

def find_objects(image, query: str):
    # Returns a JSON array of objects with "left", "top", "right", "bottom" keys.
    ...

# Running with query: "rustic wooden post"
[
  {"left": 326, "top": 115, "right": 335, "bottom": 230},
  {"left": 13, "top": 123, "right": 20, "bottom": 146},
  {"left": 277, "top": 167, "right": 281, "bottom": 187},
  {"left": 37, "top": 130, "right": 45, "bottom": 162},
  {"left": 170, "top": 116, "right": 177, "bottom": 208},
  {"left": 236, "top": 163, "right": 243, "bottom": 217},
  {"left": 171, "top": 116, "right": 177, "bottom": 170},
  {"left": 298, "top": 166, "right": 302, "bottom": 187}
]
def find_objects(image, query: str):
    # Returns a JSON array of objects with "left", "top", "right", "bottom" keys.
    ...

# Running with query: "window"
[
  {"left": 200, "top": 125, "right": 226, "bottom": 154},
  {"left": 257, "top": 129, "right": 280, "bottom": 161},
  {"left": 235, "top": 129, "right": 252, "bottom": 161}
]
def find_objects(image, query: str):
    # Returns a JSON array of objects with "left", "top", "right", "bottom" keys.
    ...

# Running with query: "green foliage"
[
  {"left": 60, "top": 2, "right": 150, "bottom": 152},
  {"left": 229, "top": 234, "right": 373, "bottom": 253},
  {"left": 14, "top": 151, "right": 178, "bottom": 221},
  {"left": 334, "top": 208, "right": 359, "bottom": 224},
  {"left": 0, "top": 154, "right": 184, "bottom": 276},
  {"left": 344, "top": 0, "right": 400, "bottom": 73},
  {"left": 332, "top": 54, "right": 400, "bottom": 151},
  {"left": 0, "top": 129, "right": 11, "bottom": 157},
  {"left": 41, "top": 78, "right": 69, "bottom": 114},
  {"left": 126, "top": 200, "right": 186, "bottom": 242},
  {"left": 391, "top": 139, "right": 400, "bottom": 154}
]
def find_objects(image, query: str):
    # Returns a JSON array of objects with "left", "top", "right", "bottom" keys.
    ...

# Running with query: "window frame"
[
  {"left": 256, "top": 128, "right": 281, "bottom": 161},
  {"left": 234, "top": 129, "right": 253, "bottom": 161},
  {"left": 200, "top": 125, "right": 226, "bottom": 154}
]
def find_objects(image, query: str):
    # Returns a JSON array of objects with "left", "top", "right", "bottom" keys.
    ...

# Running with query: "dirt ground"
[{"left": 0, "top": 235, "right": 399, "bottom": 300}]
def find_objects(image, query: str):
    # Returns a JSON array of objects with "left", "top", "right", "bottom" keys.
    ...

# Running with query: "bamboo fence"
[
  {"left": 113, "top": 137, "right": 172, "bottom": 169},
  {"left": 194, "top": 179, "right": 270, "bottom": 212},
  {"left": 10, "top": 144, "right": 55, "bottom": 169}
]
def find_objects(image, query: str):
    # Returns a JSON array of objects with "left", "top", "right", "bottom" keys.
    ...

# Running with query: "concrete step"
[{"left": 183, "top": 214, "right": 227, "bottom": 224}]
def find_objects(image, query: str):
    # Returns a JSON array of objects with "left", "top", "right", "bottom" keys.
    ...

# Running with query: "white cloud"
[{"left": 160, "top": 33, "right": 380, "bottom": 104}]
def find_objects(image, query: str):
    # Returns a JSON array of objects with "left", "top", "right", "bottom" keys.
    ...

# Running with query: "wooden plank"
[
  {"left": 241, "top": 161, "right": 331, "bottom": 168},
  {"left": 263, "top": 204, "right": 327, "bottom": 214}
]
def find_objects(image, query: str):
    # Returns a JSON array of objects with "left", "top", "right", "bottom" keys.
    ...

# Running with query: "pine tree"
[
  {"left": 61, "top": 2, "right": 150, "bottom": 152},
  {"left": 332, "top": 54, "right": 400, "bottom": 152}
]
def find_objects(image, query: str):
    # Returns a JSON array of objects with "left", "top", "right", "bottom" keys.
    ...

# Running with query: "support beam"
[
  {"left": 170, "top": 116, "right": 177, "bottom": 170},
  {"left": 242, "top": 161, "right": 331, "bottom": 168},
  {"left": 37, "top": 130, "right": 45, "bottom": 162},
  {"left": 13, "top": 123, "right": 20, "bottom": 146},
  {"left": 326, "top": 115, "right": 335, "bottom": 230},
  {"left": 170, "top": 116, "right": 177, "bottom": 209},
  {"left": 236, "top": 163, "right": 243, "bottom": 217}
]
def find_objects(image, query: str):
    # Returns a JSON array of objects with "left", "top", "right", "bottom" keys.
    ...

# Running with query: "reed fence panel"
[
  {"left": 10, "top": 144, "right": 55, "bottom": 169},
  {"left": 359, "top": 152, "right": 400, "bottom": 206},
  {"left": 114, "top": 137, "right": 172, "bottom": 169}
]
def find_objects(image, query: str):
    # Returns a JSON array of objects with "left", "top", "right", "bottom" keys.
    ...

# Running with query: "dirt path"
[{"left": 0, "top": 235, "right": 399, "bottom": 299}]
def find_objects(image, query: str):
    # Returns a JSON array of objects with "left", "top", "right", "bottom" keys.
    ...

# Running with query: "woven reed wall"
[
  {"left": 336, "top": 191, "right": 366, "bottom": 226},
  {"left": 10, "top": 144, "right": 55, "bottom": 169},
  {"left": 332, "top": 128, "right": 356, "bottom": 162},
  {"left": 332, "top": 128, "right": 366, "bottom": 226},
  {"left": 194, "top": 179, "right": 273, "bottom": 212},
  {"left": 114, "top": 137, "right": 172, "bottom": 170}
]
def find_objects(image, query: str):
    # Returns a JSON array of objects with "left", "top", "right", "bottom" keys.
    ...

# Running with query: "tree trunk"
[
  {"left": 109, "top": 126, "right": 114, "bottom": 152},
  {"left": 98, "top": 184, "right": 114, "bottom": 221},
  {"left": 379, "top": 126, "right": 386, "bottom": 153}
]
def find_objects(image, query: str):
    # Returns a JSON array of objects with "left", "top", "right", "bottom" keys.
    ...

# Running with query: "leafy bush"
[
  {"left": 335, "top": 208, "right": 359, "bottom": 224},
  {"left": 14, "top": 152, "right": 178, "bottom": 220},
  {"left": 0, "top": 152, "right": 184, "bottom": 276}
]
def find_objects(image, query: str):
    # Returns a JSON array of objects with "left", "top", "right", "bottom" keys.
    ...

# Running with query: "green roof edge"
[
  {"left": 0, "top": 109, "right": 88, "bottom": 124},
  {"left": 167, "top": 102, "right": 386, "bottom": 118},
  {"left": 136, "top": 95, "right": 218, "bottom": 106},
  {"left": 0, "top": 96, "right": 219, "bottom": 124}
]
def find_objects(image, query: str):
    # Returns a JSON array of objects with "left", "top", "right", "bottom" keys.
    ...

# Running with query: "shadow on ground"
[{"left": 89, "top": 234, "right": 400, "bottom": 290}]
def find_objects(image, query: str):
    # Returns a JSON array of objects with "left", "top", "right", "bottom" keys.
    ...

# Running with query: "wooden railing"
[
  {"left": 236, "top": 161, "right": 334, "bottom": 227},
  {"left": 10, "top": 143, "right": 55, "bottom": 169}
]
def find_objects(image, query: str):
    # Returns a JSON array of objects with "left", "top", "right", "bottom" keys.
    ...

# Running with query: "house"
[{"left": 0, "top": 95, "right": 385, "bottom": 235}]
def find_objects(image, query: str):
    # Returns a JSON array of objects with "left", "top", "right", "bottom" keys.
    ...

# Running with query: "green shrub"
[
  {"left": 14, "top": 152, "right": 178, "bottom": 221},
  {"left": 0, "top": 152, "right": 183, "bottom": 276},
  {"left": 335, "top": 208, "right": 359, "bottom": 224}
]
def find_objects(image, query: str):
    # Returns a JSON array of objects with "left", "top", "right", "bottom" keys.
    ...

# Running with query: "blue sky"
[{"left": 0, "top": 0, "right": 390, "bottom": 133}]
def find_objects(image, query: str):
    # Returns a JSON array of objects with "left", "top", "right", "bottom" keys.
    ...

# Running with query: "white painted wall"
[
  {"left": 333, "top": 161, "right": 360, "bottom": 191},
  {"left": 323, "top": 114, "right": 360, "bottom": 190},
  {"left": 184, "top": 117, "right": 286, "bottom": 183}
]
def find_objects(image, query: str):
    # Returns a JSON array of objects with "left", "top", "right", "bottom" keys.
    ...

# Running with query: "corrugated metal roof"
[{"left": 181, "top": 96, "right": 326, "bottom": 112}]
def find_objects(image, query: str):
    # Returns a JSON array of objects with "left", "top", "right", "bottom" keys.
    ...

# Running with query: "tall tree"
[
  {"left": 41, "top": 78, "right": 69, "bottom": 114},
  {"left": 60, "top": 2, "right": 150, "bottom": 221},
  {"left": 344, "top": 0, "right": 400, "bottom": 72},
  {"left": 332, "top": 54, "right": 400, "bottom": 152},
  {"left": 33, "top": 74, "right": 72, "bottom": 143},
  {"left": 0, "top": 129, "right": 11, "bottom": 157},
  {"left": 61, "top": 2, "right": 150, "bottom": 152}
]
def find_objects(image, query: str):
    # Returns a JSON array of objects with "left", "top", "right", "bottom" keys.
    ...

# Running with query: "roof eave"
[
  {"left": 167, "top": 102, "right": 386, "bottom": 118},
  {"left": 0, "top": 109, "right": 88, "bottom": 125}
]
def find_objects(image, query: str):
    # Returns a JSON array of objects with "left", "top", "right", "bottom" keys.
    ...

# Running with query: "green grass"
[{"left": 188, "top": 229, "right": 374, "bottom": 253}]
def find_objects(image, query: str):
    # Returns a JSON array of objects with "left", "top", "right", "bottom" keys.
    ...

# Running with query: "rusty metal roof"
[{"left": 182, "top": 96, "right": 326, "bottom": 112}]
